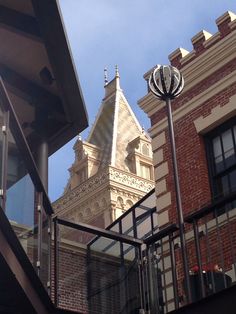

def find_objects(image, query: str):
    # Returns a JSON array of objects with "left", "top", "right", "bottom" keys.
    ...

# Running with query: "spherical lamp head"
[{"left": 148, "top": 65, "right": 184, "bottom": 100}]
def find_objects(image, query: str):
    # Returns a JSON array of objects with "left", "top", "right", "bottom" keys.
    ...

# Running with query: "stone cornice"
[
  {"left": 53, "top": 166, "right": 154, "bottom": 214},
  {"left": 53, "top": 168, "right": 110, "bottom": 213}
]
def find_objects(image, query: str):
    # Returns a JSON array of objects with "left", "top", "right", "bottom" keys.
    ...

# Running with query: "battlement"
[{"left": 169, "top": 11, "right": 236, "bottom": 68}]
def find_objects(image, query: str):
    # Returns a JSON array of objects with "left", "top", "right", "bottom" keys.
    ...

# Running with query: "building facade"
[
  {"left": 138, "top": 10, "right": 236, "bottom": 229},
  {"left": 53, "top": 68, "right": 154, "bottom": 228}
]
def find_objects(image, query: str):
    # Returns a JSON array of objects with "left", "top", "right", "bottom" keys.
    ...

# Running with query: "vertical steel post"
[
  {"left": 166, "top": 98, "right": 191, "bottom": 302},
  {"left": 137, "top": 246, "right": 145, "bottom": 311},
  {"left": 169, "top": 233, "right": 179, "bottom": 309},
  {"left": 48, "top": 214, "right": 52, "bottom": 296},
  {"left": 147, "top": 245, "right": 159, "bottom": 313},
  {"left": 37, "top": 192, "right": 43, "bottom": 278},
  {"left": 54, "top": 218, "right": 59, "bottom": 307},
  {"left": 35, "top": 139, "right": 48, "bottom": 192},
  {"left": 1, "top": 110, "right": 9, "bottom": 211},
  {"left": 193, "top": 219, "right": 205, "bottom": 298}
]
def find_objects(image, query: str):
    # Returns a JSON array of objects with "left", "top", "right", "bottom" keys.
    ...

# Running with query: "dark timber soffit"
[
  {"left": 31, "top": 0, "right": 88, "bottom": 130},
  {"left": 0, "top": 63, "right": 63, "bottom": 112},
  {"left": 0, "top": 5, "right": 41, "bottom": 41},
  {"left": 0, "top": 0, "right": 88, "bottom": 154}
]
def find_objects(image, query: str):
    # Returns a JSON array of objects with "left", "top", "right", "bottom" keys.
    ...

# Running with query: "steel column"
[
  {"left": 166, "top": 98, "right": 191, "bottom": 302},
  {"left": 193, "top": 219, "right": 205, "bottom": 298},
  {"left": 35, "top": 139, "right": 48, "bottom": 192}
]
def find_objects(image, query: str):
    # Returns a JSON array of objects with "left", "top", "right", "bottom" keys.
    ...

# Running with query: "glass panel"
[
  {"left": 140, "top": 163, "right": 151, "bottom": 180},
  {"left": 0, "top": 109, "right": 3, "bottom": 193},
  {"left": 230, "top": 170, "right": 236, "bottom": 192},
  {"left": 109, "top": 223, "right": 119, "bottom": 233},
  {"left": 222, "top": 129, "right": 234, "bottom": 157},
  {"left": 5, "top": 130, "right": 38, "bottom": 271},
  {"left": 222, "top": 129, "right": 235, "bottom": 167},
  {"left": 213, "top": 136, "right": 223, "bottom": 172},
  {"left": 213, "top": 136, "right": 222, "bottom": 159},
  {"left": 121, "top": 212, "right": 134, "bottom": 236},
  {"left": 216, "top": 175, "right": 229, "bottom": 198},
  {"left": 137, "top": 216, "right": 152, "bottom": 239},
  {"left": 57, "top": 224, "right": 141, "bottom": 314}
]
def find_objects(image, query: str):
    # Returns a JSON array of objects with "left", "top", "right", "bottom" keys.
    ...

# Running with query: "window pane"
[
  {"left": 213, "top": 136, "right": 222, "bottom": 158},
  {"left": 222, "top": 129, "right": 234, "bottom": 155},
  {"left": 229, "top": 169, "right": 236, "bottom": 192},
  {"left": 140, "top": 163, "right": 151, "bottom": 180},
  {"left": 222, "top": 129, "right": 235, "bottom": 167},
  {"left": 216, "top": 175, "right": 229, "bottom": 198},
  {"left": 213, "top": 136, "right": 224, "bottom": 172}
]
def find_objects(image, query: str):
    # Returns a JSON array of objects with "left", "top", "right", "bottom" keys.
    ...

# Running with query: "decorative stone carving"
[{"left": 109, "top": 167, "right": 154, "bottom": 192}]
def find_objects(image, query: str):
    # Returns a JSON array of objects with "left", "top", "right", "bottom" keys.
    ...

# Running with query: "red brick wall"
[
  {"left": 147, "top": 18, "right": 236, "bottom": 303},
  {"left": 51, "top": 243, "right": 140, "bottom": 313},
  {"left": 151, "top": 57, "right": 236, "bottom": 224}
]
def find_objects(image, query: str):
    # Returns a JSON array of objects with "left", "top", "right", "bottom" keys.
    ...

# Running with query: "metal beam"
[
  {"left": 0, "top": 5, "right": 41, "bottom": 41},
  {"left": 55, "top": 217, "right": 143, "bottom": 247}
]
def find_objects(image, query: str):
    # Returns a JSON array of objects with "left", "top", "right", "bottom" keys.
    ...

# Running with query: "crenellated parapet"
[
  {"left": 168, "top": 11, "right": 236, "bottom": 68},
  {"left": 139, "top": 11, "right": 236, "bottom": 120}
]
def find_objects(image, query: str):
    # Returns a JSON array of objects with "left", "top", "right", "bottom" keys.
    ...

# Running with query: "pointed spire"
[{"left": 104, "top": 67, "right": 108, "bottom": 86}]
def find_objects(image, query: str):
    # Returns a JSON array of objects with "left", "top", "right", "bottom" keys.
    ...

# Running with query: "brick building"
[
  {"left": 0, "top": 2, "right": 236, "bottom": 313},
  {"left": 138, "top": 10, "right": 236, "bottom": 230},
  {"left": 137, "top": 10, "right": 236, "bottom": 312}
]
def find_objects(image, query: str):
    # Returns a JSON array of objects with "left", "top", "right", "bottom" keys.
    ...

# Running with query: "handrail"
[
  {"left": 55, "top": 217, "right": 143, "bottom": 247},
  {"left": 0, "top": 77, "right": 53, "bottom": 215},
  {"left": 106, "top": 188, "right": 155, "bottom": 229},
  {"left": 144, "top": 223, "right": 179, "bottom": 246}
]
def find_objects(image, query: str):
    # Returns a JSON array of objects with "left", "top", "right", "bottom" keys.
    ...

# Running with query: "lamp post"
[{"left": 149, "top": 65, "right": 191, "bottom": 302}]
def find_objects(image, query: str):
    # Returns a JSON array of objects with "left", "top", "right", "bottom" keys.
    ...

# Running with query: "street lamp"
[{"left": 149, "top": 65, "right": 191, "bottom": 302}]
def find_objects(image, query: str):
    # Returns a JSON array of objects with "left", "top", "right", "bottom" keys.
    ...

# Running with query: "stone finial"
[
  {"left": 115, "top": 65, "right": 120, "bottom": 78},
  {"left": 191, "top": 30, "right": 212, "bottom": 54},
  {"left": 104, "top": 67, "right": 108, "bottom": 86},
  {"left": 168, "top": 48, "right": 189, "bottom": 68},
  {"left": 216, "top": 11, "right": 236, "bottom": 37}
]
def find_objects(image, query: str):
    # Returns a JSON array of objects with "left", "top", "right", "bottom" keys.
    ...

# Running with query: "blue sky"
[{"left": 49, "top": 0, "right": 236, "bottom": 201}]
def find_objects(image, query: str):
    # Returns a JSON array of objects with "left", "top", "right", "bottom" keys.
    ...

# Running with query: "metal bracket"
[{"left": 36, "top": 261, "right": 40, "bottom": 268}]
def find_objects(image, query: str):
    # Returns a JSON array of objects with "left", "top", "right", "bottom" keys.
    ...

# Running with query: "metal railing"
[
  {"left": 142, "top": 192, "right": 236, "bottom": 313},
  {"left": 53, "top": 217, "right": 144, "bottom": 313}
]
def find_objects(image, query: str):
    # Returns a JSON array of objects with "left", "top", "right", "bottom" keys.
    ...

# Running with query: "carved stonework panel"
[{"left": 109, "top": 167, "right": 154, "bottom": 192}]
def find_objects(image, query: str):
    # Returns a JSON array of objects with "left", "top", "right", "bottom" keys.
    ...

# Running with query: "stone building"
[{"left": 53, "top": 68, "right": 154, "bottom": 228}]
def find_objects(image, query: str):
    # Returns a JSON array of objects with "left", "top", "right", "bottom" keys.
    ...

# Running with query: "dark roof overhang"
[{"left": 0, "top": 0, "right": 88, "bottom": 155}]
